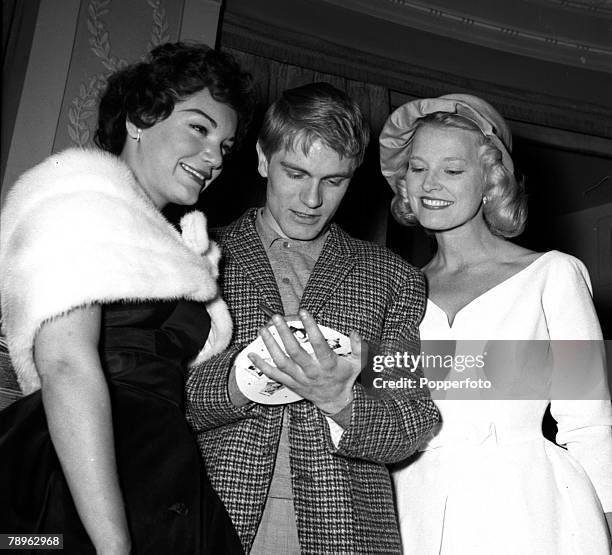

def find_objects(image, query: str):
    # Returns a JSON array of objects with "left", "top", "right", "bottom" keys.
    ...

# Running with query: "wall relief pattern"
[{"left": 62, "top": 0, "right": 176, "bottom": 150}]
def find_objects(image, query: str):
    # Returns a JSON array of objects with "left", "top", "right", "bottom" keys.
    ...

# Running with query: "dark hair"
[
  {"left": 95, "top": 42, "right": 254, "bottom": 154},
  {"left": 391, "top": 112, "right": 527, "bottom": 238},
  {"left": 258, "top": 82, "right": 370, "bottom": 168}
]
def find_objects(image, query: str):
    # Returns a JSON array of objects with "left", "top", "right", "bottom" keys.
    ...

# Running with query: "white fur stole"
[{"left": 0, "top": 148, "right": 232, "bottom": 394}]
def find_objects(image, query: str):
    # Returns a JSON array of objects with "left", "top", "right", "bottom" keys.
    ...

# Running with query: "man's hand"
[{"left": 246, "top": 309, "right": 365, "bottom": 415}]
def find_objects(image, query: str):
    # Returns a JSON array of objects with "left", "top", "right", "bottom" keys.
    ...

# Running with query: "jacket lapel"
[
  {"left": 224, "top": 209, "right": 284, "bottom": 314},
  {"left": 300, "top": 224, "right": 355, "bottom": 317}
]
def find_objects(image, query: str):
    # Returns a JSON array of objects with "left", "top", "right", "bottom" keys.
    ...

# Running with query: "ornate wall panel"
[
  {"left": 2, "top": 0, "right": 222, "bottom": 203},
  {"left": 52, "top": 0, "right": 182, "bottom": 152},
  {"left": 321, "top": 0, "right": 612, "bottom": 73}
]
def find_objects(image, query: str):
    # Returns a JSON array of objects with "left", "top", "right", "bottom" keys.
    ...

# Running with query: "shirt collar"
[{"left": 255, "top": 208, "right": 329, "bottom": 256}]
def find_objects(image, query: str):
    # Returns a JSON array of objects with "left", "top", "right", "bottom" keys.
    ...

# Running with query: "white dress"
[{"left": 393, "top": 251, "right": 612, "bottom": 554}]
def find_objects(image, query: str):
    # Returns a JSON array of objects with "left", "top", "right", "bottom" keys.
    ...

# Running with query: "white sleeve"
[
  {"left": 545, "top": 254, "right": 612, "bottom": 512},
  {"left": 542, "top": 254, "right": 603, "bottom": 340}
]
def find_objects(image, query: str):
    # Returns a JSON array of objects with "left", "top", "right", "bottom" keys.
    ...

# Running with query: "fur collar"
[{"left": 0, "top": 148, "right": 231, "bottom": 394}]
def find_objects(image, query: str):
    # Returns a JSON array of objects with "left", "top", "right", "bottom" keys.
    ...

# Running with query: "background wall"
[{"left": 1, "top": 0, "right": 222, "bottom": 202}]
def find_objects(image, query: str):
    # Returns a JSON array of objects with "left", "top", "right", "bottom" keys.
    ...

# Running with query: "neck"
[
  {"left": 260, "top": 207, "right": 289, "bottom": 238},
  {"left": 119, "top": 146, "right": 165, "bottom": 210},
  {"left": 428, "top": 218, "right": 504, "bottom": 271}
]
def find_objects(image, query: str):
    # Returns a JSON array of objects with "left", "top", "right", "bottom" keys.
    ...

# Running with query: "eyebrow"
[
  {"left": 179, "top": 108, "right": 217, "bottom": 128},
  {"left": 280, "top": 161, "right": 353, "bottom": 179},
  {"left": 409, "top": 155, "right": 467, "bottom": 162}
]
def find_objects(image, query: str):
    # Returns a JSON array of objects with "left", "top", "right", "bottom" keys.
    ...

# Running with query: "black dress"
[{"left": 0, "top": 300, "right": 243, "bottom": 554}]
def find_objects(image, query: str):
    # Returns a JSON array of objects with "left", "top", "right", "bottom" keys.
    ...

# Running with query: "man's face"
[{"left": 257, "top": 138, "right": 355, "bottom": 241}]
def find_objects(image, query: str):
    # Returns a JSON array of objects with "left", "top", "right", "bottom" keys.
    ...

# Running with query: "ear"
[
  {"left": 125, "top": 119, "right": 139, "bottom": 140},
  {"left": 255, "top": 142, "right": 269, "bottom": 178}
]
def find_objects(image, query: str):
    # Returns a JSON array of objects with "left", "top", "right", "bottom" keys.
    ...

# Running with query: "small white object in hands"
[{"left": 234, "top": 320, "right": 352, "bottom": 405}]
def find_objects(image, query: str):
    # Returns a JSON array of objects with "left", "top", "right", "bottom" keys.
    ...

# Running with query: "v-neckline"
[{"left": 427, "top": 251, "right": 552, "bottom": 329}]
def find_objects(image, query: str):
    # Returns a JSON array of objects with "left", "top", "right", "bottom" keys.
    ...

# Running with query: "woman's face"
[
  {"left": 127, "top": 88, "right": 238, "bottom": 209},
  {"left": 403, "top": 123, "right": 486, "bottom": 232}
]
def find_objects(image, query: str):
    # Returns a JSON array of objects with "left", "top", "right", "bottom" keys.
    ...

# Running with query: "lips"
[
  {"left": 290, "top": 209, "right": 320, "bottom": 222},
  {"left": 180, "top": 162, "right": 211, "bottom": 187},
  {"left": 420, "top": 197, "right": 453, "bottom": 209}
]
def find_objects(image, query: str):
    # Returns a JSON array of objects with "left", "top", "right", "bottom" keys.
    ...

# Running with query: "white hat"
[{"left": 379, "top": 93, "right": 514, "bottom": 193}]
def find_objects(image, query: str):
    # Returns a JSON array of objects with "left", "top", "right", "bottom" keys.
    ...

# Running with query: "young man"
[{"left": 186, "top": 82, "right": 438, "bottom": 554}]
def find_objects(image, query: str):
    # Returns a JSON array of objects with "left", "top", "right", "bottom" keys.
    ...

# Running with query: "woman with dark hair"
[
  {"left": 380, "top": 94, "right": 612, "bottom": 553},
  {"left": 0, "top": 42, "right": 252, "bottom": 553}
]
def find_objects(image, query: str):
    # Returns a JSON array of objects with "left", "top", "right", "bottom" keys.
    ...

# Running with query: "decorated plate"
[{"left": 234, "top": 320, "right": 352, "bottom": 405}]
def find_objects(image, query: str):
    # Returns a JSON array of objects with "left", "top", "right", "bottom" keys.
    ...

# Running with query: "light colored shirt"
[{"left": 250, "top": 209, "right": 328, "bottom": 554}]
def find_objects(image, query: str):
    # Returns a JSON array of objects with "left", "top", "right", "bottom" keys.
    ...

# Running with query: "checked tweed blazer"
[{"left": 186, "top": 209, "right": 439, "bottom": 554}]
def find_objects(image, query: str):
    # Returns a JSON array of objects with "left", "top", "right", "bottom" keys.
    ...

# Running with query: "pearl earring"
[{"left": 136, "top": 129, "right": 142, "bottom": 142}]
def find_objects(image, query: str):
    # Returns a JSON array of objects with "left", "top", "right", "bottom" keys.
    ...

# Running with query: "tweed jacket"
[{"left": 186, "top": 208, "right": 439, "bottom": 554}]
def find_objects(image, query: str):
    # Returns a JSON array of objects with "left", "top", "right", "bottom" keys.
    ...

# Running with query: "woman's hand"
[{"left": 35, "top": 305, "right": 131, "bottom": 553}]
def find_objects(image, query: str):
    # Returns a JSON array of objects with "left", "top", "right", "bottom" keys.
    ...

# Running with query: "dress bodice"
[
  {"left": 417, "top": 251, "right": 608, "bottom": 447},
  {"left": 100, "top": 300, "right": 211, "bottom": 406},
  {"left": 420, "top": 251, "right": 601, "bottom": 341}
]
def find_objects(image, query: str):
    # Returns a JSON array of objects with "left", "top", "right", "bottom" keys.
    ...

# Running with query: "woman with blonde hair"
[{"left": 380, "top": 94, "right": 612, "bottom": 554}]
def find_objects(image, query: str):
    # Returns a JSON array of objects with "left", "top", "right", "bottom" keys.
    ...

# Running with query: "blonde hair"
[{"left": 391, "top": 112, "right": 526, "bottom": 237}]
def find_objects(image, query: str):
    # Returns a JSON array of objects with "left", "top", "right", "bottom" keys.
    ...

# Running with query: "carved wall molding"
[
  {"left": 221, "top": 12, "right": 612, "bottom": 145},
  {"left": 528, "top": 0, "right": 612, "bottom": 16},
  {"left": 67, "top": 0, "right": 170, "bottom": 148},
  {"left": 147, "top": 0, "right": 171, "bottom": 51},
  {"left": 319, "top": 0, "right": 612, "bottom": 73}
]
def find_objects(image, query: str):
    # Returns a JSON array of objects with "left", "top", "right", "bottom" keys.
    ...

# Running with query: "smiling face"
[
  {"left": 257, "top": 138, "right": 355, "bottom": 241},
  {"left": 403, "top": 123, "right": 486, "bottom": 232},
  {"left": 123, "top": 88, "right": 238, "bottom": 209}
]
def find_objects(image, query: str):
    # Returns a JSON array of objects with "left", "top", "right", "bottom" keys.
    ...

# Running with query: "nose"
[
  {"left": 422, "top": 170, "right": 442, "bottom": 193},
  {"left": 201, "top": 143, "right": 223, "bottom": 170},
  {"left": 300, "top": 180, "right": 322, "bottom": 208}
]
